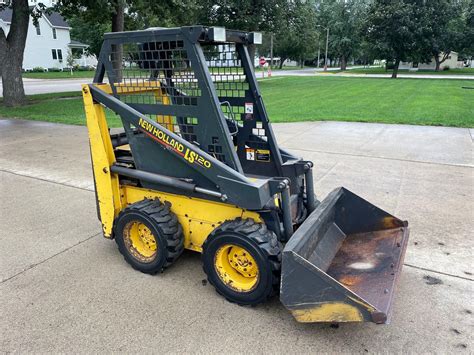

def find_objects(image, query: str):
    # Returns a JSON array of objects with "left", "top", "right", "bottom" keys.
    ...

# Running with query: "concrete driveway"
[{"left": 0, "top": 119, "right": 472, "bottom": 352}]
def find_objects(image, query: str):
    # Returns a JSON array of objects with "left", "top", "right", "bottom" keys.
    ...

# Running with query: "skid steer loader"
[{"left": 83, "top": 26, "right": 409, "bottom": 324}]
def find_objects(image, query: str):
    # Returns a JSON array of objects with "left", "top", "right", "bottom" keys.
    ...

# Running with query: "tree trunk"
[
  {"left": 392, "top": 58, "right": 400, "bottom": 79},
  {"left": 434, "top": 51, "right": 449, "bottom": 71},
  {"left": 340, "top": 56, "right": 347, "bottom": 71},
  {"left": 434, "top": 54, "right": 441, "bottom": 71},
  {"left": 0, "top": 0, "right": 30, "bottom": 107},
  {"left": 279, "top": 58, "right": 286, "bottom": 69},
  {"left": 111, "top": 0, "right": 125, "bottom": 82}
]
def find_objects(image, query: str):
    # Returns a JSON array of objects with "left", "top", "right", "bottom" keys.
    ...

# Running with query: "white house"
[
  {"left": 400, "top": 52, "right": 461, "bottom": 71},
  {"left": 0, "top": 5, "right": 96, "bottom": 70},
  {"left": 27, "top": 0, "right": 58, "bottom": 6}
]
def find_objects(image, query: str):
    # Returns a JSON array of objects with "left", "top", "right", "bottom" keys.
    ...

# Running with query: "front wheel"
[
  {"left": 202, "top": 218, "right": 282, "bottom": 306},
  {"left": 114, "top": 199, "right": 184, "bottom": 274}
]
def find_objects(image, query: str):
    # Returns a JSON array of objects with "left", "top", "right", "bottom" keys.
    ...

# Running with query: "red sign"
[{"left": 259, "top": 57, "right": 267, "bottom": 66}]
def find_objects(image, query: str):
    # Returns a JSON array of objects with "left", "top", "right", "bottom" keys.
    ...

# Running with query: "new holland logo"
[{"left": 138, "top": 118, "right": 212, "bottom": 168}]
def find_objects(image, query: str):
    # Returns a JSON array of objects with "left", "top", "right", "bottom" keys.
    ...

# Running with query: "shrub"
[
  {"left": 47, "top": 68, "right": 62, "bottom": 72},
  {"left": 31, "top": 67, "right": 46, "bottom": 72},
  {"left": 386, "top": 62, "right": 395, "bottom": 70},
  {"left": 442, "top": 66, "right": 450, "bottom": 71},
  {"left": 77, "top": 65, "right": 95, "bottom": 71}
]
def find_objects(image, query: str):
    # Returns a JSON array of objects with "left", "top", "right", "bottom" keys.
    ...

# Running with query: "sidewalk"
[{"left": 317, "top": 72, "right": 474, "bottom": 80}]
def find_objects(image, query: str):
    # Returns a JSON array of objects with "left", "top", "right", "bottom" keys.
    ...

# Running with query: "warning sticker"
[
  {"left": 245, "top": 103, "right": 254, "bottom": 114},
  {"left": 256, "top": 149, "right": 271, "bottom": 162},
  {"left": 246, "top": 148, "right": 255, "bottom": 161}
]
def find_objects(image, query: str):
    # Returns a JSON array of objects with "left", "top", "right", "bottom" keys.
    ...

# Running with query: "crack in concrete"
[
  {"left": 0, "top": 232, "right": 101, "bottom": 286},
  {"left": 0, "top": 168, "right": 94, "bottom": 193},
  {"left": 288, "top": 147, "right": 473, "bottom": 169},
  {"left": 404, "top": 263, "right": 474, "bottom": 282}
]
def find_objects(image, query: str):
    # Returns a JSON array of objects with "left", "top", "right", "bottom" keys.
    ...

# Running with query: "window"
[
  {"left": 52, "top": 28, "right": 57, "bottom": 39},
  {"left": 35, "top": 24, "right": 41, "bottom": 36},
  {"left": 52, "top": 49, "right": 63, "bottom": 61}
]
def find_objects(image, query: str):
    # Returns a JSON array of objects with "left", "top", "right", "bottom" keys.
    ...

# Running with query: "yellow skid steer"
[{"left": 83, "top": 26, "right": 409, "bottom": 324}]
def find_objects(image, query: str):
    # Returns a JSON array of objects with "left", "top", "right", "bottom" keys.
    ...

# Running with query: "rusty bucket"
[{"left": 280, "top": 187, "right": 409, "bottom": 324}]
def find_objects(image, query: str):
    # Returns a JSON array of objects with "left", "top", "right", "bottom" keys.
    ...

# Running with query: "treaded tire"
[
  {"left": 202, "top": 218, "right": 282, "bottom": 306},
  {"left": 114, "top": 199, "right": 184, "bottom": 274}
]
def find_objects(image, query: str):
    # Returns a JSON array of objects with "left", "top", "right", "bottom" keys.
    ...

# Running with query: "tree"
[
  {"left": 196, "top": 0, "right": 287, "bottom": 61},
  {"left": 461, "top": 0, "right": 474, "bottom": 57},
  {"left": 255, "top": 1, "right": 318, "bottom": 68},
  {"left": 57, "top": 0, "right": 194, "bottom": 77},
  {"left": 0, "top": 0, "right": 33, "bottom": 107},
  {"left": 56, "top": 0, "right": 125, "bottom": 35},
  {"left": 68, "top": 16, "right": 110, "bottom": 58},
  {"left": 363, "top": 0, "right": 429, "bottom": 78},
  {"left": 56, "top": 0, "right": 126, "bottom": 78},
  {"left": 316, "top": 0, "right": 369, "bottom": 70},
  {"left": 419, "top": 0, "right": 466, "bottom": 71},
  {"left": 66, "top": 49, "right": 75, "bottom": 75},
  {"left": 126, "top": 0, "right": 200, "bottom": 29}
]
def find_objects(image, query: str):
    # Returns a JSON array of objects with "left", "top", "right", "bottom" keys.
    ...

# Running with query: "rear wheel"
[
  {"left": 114, "top": 199, "right": 184, "bottom": 274},
  {"left": 202, "top": 218, "right": 282, "bottom": 305}
]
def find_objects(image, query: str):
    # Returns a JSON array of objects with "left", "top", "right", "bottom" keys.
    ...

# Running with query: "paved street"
[
  {"left": 0, "top": 78, "right": 87, "bottom": 96},
  {"left": 0, "top": 119, "right": 472, "bottom": 352},
  {"left": 1, "top": 67, "right": 472, "bottom": 97}
]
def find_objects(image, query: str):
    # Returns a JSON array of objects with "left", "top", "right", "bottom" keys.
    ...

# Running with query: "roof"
[
  {"left": 69, "top": 40, "right": 89, "bottom": 48},
  {"left": 45, "top": 12, "right": 69, "bottom": 28},
  {"left": 0, "top": 8, "right": 12, "bottom": 23},
  {"left": 0, "top": 8, "right": 69, "bottom": 28}
]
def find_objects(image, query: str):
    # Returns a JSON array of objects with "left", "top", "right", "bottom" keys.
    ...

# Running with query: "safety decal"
[
  {"left": 246, "top": 148, "right": 255, "bottom": 161},
  {"left": 256, "top": 149, "right": 270, "bottom": 162},
  {"left": 245, "top": 102, "right": 254, "bottom": 120}
]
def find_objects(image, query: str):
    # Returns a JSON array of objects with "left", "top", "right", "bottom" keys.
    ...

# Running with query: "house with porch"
[{"left": 0, "top": 4, "right": 96, "bottom": 71}]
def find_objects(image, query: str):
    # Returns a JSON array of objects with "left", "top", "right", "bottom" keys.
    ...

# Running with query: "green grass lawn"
[
  {"left": 0, "top": 91, "right": 120, "bottom": 126},
  {"left": 261, "top": 77, "right": 473, "bottom": 127},
  {"left": 343, "top": 67, "right": 474, "bottom": 76},
  {"left": 23, "top": 70, "right": 96, "bottom": 79},
  {"left": 1, "top": 76, "right": 473, "bottom": 127}
]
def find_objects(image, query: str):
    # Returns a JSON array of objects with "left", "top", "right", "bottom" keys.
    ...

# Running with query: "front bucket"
[{"left": 280, "top": 187, "right": 409, "bottom": 324}]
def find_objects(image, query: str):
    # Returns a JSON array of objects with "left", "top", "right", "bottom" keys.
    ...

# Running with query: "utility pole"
[
  {"left": 317, "top": 37, "right": 321, "bottom": 69},
  {"left": 270, "top": 33, "right": 274, "bottom": 75},
  {"left": 316, "top": 25, "right": 330, "bottom": 72},
  {"left": 324, "top": 27, "right": 329, "bottom": 72}
]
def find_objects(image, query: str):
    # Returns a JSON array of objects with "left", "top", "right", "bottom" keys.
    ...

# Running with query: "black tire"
[
  {"left": 202, "top": 218, "right": 282, "bottom": 306},
  {"left": 114, "top": 199, "right": 184, "bottom": 274}
]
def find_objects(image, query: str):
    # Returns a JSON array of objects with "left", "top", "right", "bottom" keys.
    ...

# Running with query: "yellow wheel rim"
[
  {"left": 123, "top": 221, "right": 157, "bottom": 263},
  {"left": 214, "top": 244, "right": 259, "bottom": 292}
]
